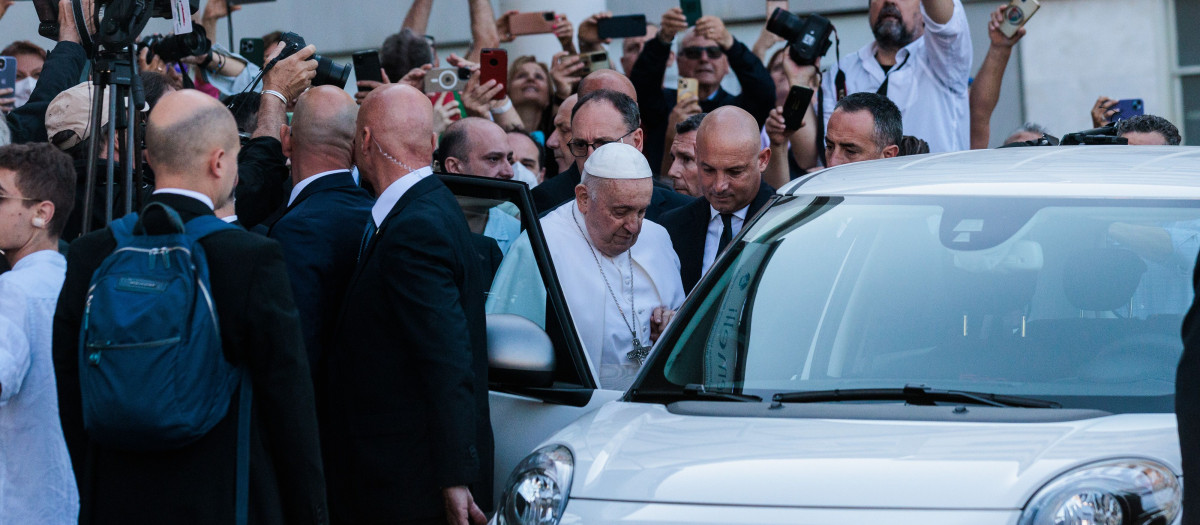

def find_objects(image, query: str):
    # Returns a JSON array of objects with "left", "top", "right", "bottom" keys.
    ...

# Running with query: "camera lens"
[
  {"left": 766, "top": 8, "right": 802, "bottom": 42},
  {"left": 312, "top": 55, "right": 351, "bottom": 89},
  {"left": 489, "top": 59, "right": 499, "bottom": 66},
  {"left": 438, "top": 70, "right": 458, "bottom": 90}
]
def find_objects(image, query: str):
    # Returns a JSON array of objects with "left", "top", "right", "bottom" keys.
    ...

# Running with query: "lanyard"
[{"left": 876, "top": 51, "right": 911, "bottom": 98}]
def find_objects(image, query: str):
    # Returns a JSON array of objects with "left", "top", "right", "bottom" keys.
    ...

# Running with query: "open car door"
[{"left": 438, "top": 173, "right": 625, "bottom": 506}]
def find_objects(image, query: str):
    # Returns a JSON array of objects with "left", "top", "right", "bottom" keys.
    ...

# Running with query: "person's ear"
[
  {"left": 574, "top": 183, "right": 589, "bottom": 213},
  {"left": 757, "top": 146, "right": 772, "bottom": 173},
  {"left": 444, "top": 157, "right": 465, "bottom": 175},
  {"left": 280, "top": 124, "right": 293, "bottom": 158},
  {"left": 32, "top": 200, "right": 54, "bottom": 230},
  {"left": 882, "top": 144, "right": 900, "bottom": 159},
  {"left": 632, "top": 127, "right": 644, "bottom": 152}
]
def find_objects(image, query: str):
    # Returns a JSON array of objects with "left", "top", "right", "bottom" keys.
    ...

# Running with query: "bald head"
[
  {"left": 288, "top": 86, "right": 358, "bottom": 178},
  {"left": 357, "top": 84, "right": 437, "bottom": 187},
  {"left": 578, "top": 69, "right": 637, "bottom": 102},
  {"left": 146, "top": 90, "right": 239, "bottom": 178},
  {"left": 440, "top": 117, "right": 514, "bottom": 180},
  {"left": 695, "top": 106, "right": 769, "bottom": 214}
]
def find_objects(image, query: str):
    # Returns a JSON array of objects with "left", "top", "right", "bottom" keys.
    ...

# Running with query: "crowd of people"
[{"left": 0, "top": 0, "right": 1190, "bottom": 523}]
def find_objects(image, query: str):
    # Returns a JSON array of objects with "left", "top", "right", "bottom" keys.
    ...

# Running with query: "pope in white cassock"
[{"left": 489, "top": 143, "right": 685, "bottom": 391}]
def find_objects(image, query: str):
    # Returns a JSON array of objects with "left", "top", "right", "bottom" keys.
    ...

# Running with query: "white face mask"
[{"left": 13, "top": 77, "right": 36, "bottom": 108}]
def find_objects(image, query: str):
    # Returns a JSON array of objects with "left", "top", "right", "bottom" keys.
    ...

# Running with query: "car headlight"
[
  {"left": 496, "top": 444, "right": 574, "bottom": 525},
  {"left": 1018, "top": 459, "right": 1180, "bottom": 525}
]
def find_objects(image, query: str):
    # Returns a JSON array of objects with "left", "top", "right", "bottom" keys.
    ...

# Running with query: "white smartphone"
[{"left": 999, "top": 0, "right": 1040, "bottom": 38}]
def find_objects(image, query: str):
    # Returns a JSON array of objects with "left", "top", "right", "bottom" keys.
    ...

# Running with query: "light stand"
[{"left": 80, "top": 45, "right": 146, "bottom": 233}]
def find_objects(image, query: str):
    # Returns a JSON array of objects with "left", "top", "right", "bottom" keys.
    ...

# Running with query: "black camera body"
[
  {"left": 34, "top": 0, "right": 200, "bottom": 54},
  {"left": 1061, "top": 125, "right": 1128, "bottom": 146},
  {"left": 766, "top": 8, "right": 834, "bottom": 66},
  {"left": 275, "top": 32, "right": 351, "bottom": 89},
  {"left": 140, "top": 24, "right": 211, "bottom": 64}
]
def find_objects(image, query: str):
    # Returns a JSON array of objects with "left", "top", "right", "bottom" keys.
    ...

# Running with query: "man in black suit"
[
  {"left": 538, "top": 89, "right": 691, "bottom": 220},
  {"left": 659, "top": 106, "right": 775, "bottom": 294},
  {"left": 327, "top": 84, "right": 490, "bottom": 525},
  {"left": 630, "top": 8, "right": 774, "bottom": 173},
  {"left": 266, "top": 86, "right": 372, "bottom": 389},
  {"left": 52, "top": 90, "right": 327, "bottom": 524},
  {"left": 1179, "top": 254, "right": 1200, "bottom": 524}
]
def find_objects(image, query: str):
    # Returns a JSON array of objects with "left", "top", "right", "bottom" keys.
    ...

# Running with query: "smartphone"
[
  {"left": 677, "top": 77, "right": 698, "bottom": 103},
  {"left": 229, "top": 0, "right": 276, "bottom": 5},
  {"left": 480, "top": 48, "right": 508, "bottom": 100},
  {"left": 597, "top": 15, "right": 647, "bottom": 40},
  {"left": 998, "top": 0, "right": 1040, "bottom": 38},
  {"left": 0, "top": 57, "right": 15, "bottom": 97},
  {"left": 579, "top": 50, "right": 611, "bottom": 73},
  {"left": 510, "top": 11, "right": 556, "bottom": 36},
  {"left": 239, "top": 38, "right": 265, "bottom": 67},
  {"left": 766, "top": 0, "right": 788, "bottom": 19},
  {"left": 782, "top": 85, "right": 815, "bottom": 130},
  {"left": 1111, "top": 98, "right": 1145, "bottom": 123},
  {"left": 353, "top": 50, "right": 383, "bottom": 83},
  {"left": 424, "top": 67, "right": 471, "bottom": 94},
  {"left": 681, "top": 0, "right": 703, "bottom": 26}
]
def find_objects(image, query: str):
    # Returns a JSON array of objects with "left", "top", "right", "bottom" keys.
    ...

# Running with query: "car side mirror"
[{"left": 488, "top": 314, "right": 556, "bottom": 388}]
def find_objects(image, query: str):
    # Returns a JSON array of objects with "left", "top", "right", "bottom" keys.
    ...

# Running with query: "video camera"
[
  {"left": 140, "top": 24, "right": 211, "bottom": 64},
  {"left": 32, "top": 0, "right": 200, "bottom": 54},
  {"left": 1061, "top": 125, "right": 1128, "bottom": 146},
  {"left": 270, "top": 32, "right": 351, "bottom": 89},
  {"left": 766, "top": 8, "right": 834, "bottom": 66}
]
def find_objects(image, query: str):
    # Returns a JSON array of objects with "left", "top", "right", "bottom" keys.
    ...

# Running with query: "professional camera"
[
  {"left": 1061, "top": 124, "right": 1128, "bottom": 146},
  {"left": 766, "top": 8, "right": 834, "bottom": 66},
  {"left": 274, "top": 32, "right": 351, "bottom": 89},
  {"left": 140, "top": 24, "right": 211, "bottom": 64},
  {"left": 33, "top": 0, "right": 199, "bottom": 54}
]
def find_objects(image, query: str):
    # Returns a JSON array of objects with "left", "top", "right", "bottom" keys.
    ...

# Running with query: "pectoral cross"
[{"left": 627, "top": 334, "right": 650, "bottom": 365}]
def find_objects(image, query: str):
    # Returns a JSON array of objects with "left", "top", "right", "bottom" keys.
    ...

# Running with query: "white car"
[{"left": 469, "top": 146, "right": 1199, "bottom": 525}]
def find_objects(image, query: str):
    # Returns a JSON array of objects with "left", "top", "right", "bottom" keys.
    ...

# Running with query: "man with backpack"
[{"left": 52, "top": 90, "right": 328, "bottom": 524}]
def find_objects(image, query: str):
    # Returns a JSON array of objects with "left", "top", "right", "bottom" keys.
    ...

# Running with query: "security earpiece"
[{"left": 32, "top": 217, "right": 45, "bottom": 228}]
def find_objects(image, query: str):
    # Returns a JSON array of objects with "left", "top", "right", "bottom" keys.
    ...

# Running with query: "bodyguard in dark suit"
[
  {"left": 52, "top": 91, "right": 327, "bottom": 524},
  {"left": 264, "top": 86, "right": 372, "bottom": 378},
  {"left": 327, "top": 84, "right": 491, "bottom": 525},
  {"left": 659, "top": 107, "right": 776, "bottom": 294},
  {"left": 1179, "top": 253, "right": 1200, "bottom": 524}
]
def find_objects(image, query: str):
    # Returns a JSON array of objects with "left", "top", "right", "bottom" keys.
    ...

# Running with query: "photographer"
[
  {"left": 631, "top": 8, "right": 775, "bottom": 174},
  {"left": 5, "top": 0, "right": 88, "bottom": 145},
  {"left": 819, "top": 0, "right": 972, "bottom": 154}
]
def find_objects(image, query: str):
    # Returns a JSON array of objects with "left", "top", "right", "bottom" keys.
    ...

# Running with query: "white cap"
[{"left": 583, "top": 142, "right": 652, "bottom": 180}]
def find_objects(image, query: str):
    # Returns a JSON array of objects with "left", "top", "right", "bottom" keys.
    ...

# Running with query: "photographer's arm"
[
  {"left": 466, "top": 0, "right": 499, "bottom": 63},
  {"left": 402, "top": 0, "right": 433, "bottom": 34},
  {"left": 6, "top": 0, "right": 87, "bottom": 144},
  {"left": 922, "top": 0, "right": 955, "bottom": 25},
  {"left": 199, "top": 0, "right": 239, "bottom": 47},
  {"left": 969, "top": 6, "right": 1024, "bottom": 149},
  {"left": 253, "top": 44, "right": 316, "bottom": 140}
]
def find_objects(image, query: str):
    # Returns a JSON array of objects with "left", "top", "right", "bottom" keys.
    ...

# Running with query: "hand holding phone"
[
  {"left": 597, "top": 15, "right": 648, "bottom": 40},
  {"left": 781, "top": 85, "right": 814, "bottom": 130},
  {"left": 353, "top": 50, "right": 384, "bottom": 84},
  {"left": 509, "top": 11, "right": 557, "bottom": 36},
  {"left": 998, "top": 0, "right": 1040, "bottom": 38},
  {"left": 677, "top": 77, "right": 699, "bottom": 103},
  {"left": 681, "top": 0, "right": 703, "bottom": 26},
  {"left": 480, "top": 48, "right": 508, "bottom": 100},
  {"left": 1111, "top": 99, "right": 1145, "bottom": 123}
]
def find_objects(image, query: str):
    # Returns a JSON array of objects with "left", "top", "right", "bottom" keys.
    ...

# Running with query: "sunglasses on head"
[{"left": 681, "top": 46, "right": 723, "bottom": 60}]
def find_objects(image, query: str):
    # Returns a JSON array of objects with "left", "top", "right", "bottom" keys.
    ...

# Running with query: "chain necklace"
[{"left": 572, "top": 207, "right": 651, "bottom": 365}]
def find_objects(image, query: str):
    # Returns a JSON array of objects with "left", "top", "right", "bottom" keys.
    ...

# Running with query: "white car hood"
[{"left": 554, "top": 401, "right": 1180, "bottom": 509}]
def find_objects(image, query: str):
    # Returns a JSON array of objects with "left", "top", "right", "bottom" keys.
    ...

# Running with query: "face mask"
[{"left": 13, "top": 77, "right": 36, "bottom": 108}]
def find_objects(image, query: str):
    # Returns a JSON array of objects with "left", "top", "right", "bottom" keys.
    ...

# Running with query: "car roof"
[{"left": 780, "top": 146, "right": 1200, "bottom": 199}]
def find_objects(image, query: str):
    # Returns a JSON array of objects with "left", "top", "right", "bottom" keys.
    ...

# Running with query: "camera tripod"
[{"left": 80, "top": 45, "right": 146, "bottom": 233}]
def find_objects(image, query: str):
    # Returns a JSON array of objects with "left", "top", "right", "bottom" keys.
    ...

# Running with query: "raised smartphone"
[
  {"left": 0, "top": 57, "right": 16, "bottom": 96},
  {"left": 353, "top": 50, "right": 383, "bottom": 83},
  {"left": 480, "top": 48, "right": 508, "bottom": 100},
  {"left": 677, "top": 77, "right": 699, "bottom": 103},
  {"left": 782, "top": 85, "right": 815, "bottom": 130},
  {"left": 510, "top": 11, "right": 556, "bottom": 36},
  {"left": 1111, "top": 99, "right": 1145, "bottom": 123},
  {"left": 239, "top": 38, "right": 264, "bottom": 67},
  {"left": 597, "top": 15, "right": 648, "bottom": 40},
  {"left": 580, "top": 50, "right": 611, "bottom": 73},
  {"left": 998, "top": 0, "right": 1040, "bottom": 38},
  {"left": 681, "top": 0, "right": 703, "bottom": 26}
]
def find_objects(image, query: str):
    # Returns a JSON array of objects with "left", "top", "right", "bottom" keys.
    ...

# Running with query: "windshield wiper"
[
  {"left": 769, "top": 384, "right": 1060, "bottom": 409},
  {"left": 632, "top": 384, "right": 763, "bottom": 403}
]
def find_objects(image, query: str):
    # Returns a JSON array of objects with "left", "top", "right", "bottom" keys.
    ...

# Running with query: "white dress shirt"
[
  {"left": 152, "top": 188, "right": 215, "bottom": 209},
  {"left": 288, "top": 169, "right": 346, "bottom": 207},
  {"left": 703, "top": 205, "right": 749, "bottom": 275},
  {"left": 370, "top": 166, "right": 433, "bottom": 228},
  {"left": 821, "top": 0, "right": 972, "bottom": 153},
  {"left": 0, "top": 250, "right": 79, "bottom": 523}
]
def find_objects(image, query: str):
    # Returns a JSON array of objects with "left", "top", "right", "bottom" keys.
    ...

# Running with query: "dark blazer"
[
  {"left": 631, "top": 37, "right": 776, "bottom": 173},
  {"left": 52, "top": 193, "right": 328, "bottom": 525},
  {"left": 659, "top": 181, "right": 775, "bottom": 293},
  {"left": 266, "top": 171, "right": 373, "bottom": 377},
  {"left": 531, "top": 163, "right": 693, "bottom": 221},
  {"left": 235, "top": 137, "right": 292, "bottom": 229},
  {"left": 6, "top": 41, "right": 88, "bottom": 144},
  {"left": 1179, "top": 254, "right": 1200, "bottom": 524},
  {"left": 326, "top": 175, "right": 493, "bottom": 522}
]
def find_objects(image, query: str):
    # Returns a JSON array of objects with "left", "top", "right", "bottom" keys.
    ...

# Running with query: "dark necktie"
[
  {"left": 718, "top": 213, "right": 734, "bottom": 252},
  {"left": 358, "top": 219, "right": 376, "bottom": 261}
]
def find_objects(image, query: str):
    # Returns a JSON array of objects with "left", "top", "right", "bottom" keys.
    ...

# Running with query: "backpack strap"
[
  {"left": 108, "top": 213, "right": 140, "bottom": 247},
  {"left": 235, "top": 372, "right": 252, "bottom": 525},
  {"left": 183, "top": 215, "right": 238, "bottom": 244},
  {"left": 133, "top": 202, "right": 187, "bottom": 236}
]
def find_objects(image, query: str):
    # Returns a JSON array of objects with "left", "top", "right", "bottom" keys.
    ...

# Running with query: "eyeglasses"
[
  {"left": 681, "top": 46, "right": 724, "bottom": 60},
  {"left": 423, "top": 34, "right": 436, "bottom": 50},
  {"left": 568, "top": 128, "right": 636, "bottom": 158},
  {"left": 0, "top": 194, "right": 39, "bottom": 203}
]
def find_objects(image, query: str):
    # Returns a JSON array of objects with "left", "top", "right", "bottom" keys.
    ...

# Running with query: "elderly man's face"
[
  {"left": 620, "top": 25, "right": 658, "bottom": 74},
  {"left": 578, "top": 177, "right": 653, "bottom": 258},
  {"left": 546, "top": 100, "right": 574, "bottom": 173},
  {"left": 825, "top": 108, "right": 892, "bottom": 167},
  {"left": 869, "top": 0, "right": 923, "bottom": 50},
  {"left": 570, "top": 102, "right": 642, "bottom": 173},
  {"left": 677, "top": 33, "right": 729, "bottom": 90},
  {"left": 667, "top": 130, "right": 702, "bottom": 197},
  {"left": 696, "top": 131, "right": 767, "bottom": 214}
]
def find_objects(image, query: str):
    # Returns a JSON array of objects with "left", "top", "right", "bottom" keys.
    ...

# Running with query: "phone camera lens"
[{"left": 490, "top": 59, "right": 499, "bottom": 66}]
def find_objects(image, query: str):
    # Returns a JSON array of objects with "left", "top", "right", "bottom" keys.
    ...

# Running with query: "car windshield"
[{"left": 637, "top": 195, "right": 1200, "bottom": 413}]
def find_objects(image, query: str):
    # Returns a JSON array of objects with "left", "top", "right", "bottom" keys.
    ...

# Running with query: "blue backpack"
[{"left": 79, "top": 202, "right": 253, "bottom": 523}]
